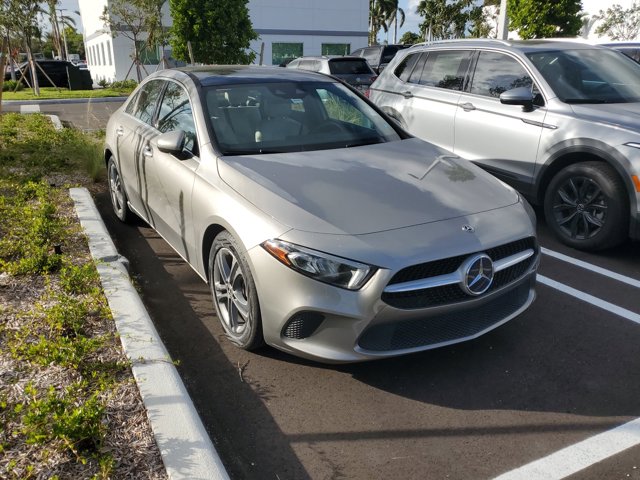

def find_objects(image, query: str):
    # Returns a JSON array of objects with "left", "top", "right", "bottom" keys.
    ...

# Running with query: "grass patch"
[
  {"left": 0, "top": 113, "right": 104, "bottom": 181},
  {"left": 0, "top": 111, "right": 166, "bottom": 478},
  {"left": 2, "top": 86, "right": 134, "bottom": 101}
]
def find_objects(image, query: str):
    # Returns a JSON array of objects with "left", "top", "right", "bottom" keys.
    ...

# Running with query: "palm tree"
[
  {"left": 385, "top": 1, "right": 405, "bottom": 44},
  {"left": 369, "top": 0, "right": 392, "bottom": 45},
  {"left": 45, "top": 0, "right": 77, "bottom": 60}
]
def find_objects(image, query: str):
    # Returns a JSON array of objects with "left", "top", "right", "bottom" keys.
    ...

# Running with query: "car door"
[
  {"left": 401, "top": 49, "right": 473, "bottom": 152},
  {"left": 143, "top": 80, "right": 200, "bottom": 262},
  {"left": 453, "top": 50, "right": 546, "bottom": 186},
  {"left": 115, "top": 79, "right": 166, "bottom": 221}
]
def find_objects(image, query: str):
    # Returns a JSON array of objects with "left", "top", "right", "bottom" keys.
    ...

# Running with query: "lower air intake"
[{"left": 282, "top": 312, "right": 325, "bottom": 339}]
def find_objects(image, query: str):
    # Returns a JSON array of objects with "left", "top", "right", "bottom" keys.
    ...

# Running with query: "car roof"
[
  {"left": 409, "top": 38, "right": 606, "bottom": 54},
  {"left": 166, "top": 65, "right": 337, "bottom": 86},
  {"left": 292, "top": 55, "right": 364, "bottom": 61}
]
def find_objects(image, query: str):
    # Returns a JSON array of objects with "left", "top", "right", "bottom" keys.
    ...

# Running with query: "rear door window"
[
  {"left": 417, "top": 50, "right": 472, "bottom": 91},
  {"left": 395, "top": 52, "right": 422, "bottom": 82},
  {"left": 470, "top": 51, "right": 533, "bottom": 98},
  {"left": 131, "top": 80, "right": 165, "bottom": 125}
]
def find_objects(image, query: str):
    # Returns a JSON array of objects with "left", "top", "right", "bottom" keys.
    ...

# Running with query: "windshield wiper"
[{"left": 564, "top": 98, "right": 617, "bottom": 104}]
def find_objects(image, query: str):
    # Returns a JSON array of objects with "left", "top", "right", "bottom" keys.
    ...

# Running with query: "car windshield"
[
  {"left": 205, "top": 81, "right": 401, "bottom": 155},
  {"left": 527, "top": 48, "right": 640, "bottom": 104},
  {"left": 328, "top": 59, "right": 372, "bottom": 75}
]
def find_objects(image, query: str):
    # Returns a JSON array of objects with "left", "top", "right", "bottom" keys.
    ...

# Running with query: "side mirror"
[
  {"left": 500, "top": 87, "right": 535, "bottom": 112},
  {"left": 156, "top": 130, "right": 186, "bottom": 154}
]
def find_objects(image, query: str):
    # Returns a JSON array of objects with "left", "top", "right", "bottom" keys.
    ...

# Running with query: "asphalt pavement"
[{"left": 8, "top": 98, "right": 640, "bottom": 480}]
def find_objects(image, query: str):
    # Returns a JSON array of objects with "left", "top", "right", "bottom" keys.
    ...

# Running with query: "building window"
[
  {"left": 101, "top": 43, "right": 106, "bottom": 66},
  {"left": 272, "top": 43, "right": 303, "bottom": 66},
  {"left": 136, "top": 41, "right": 160, "bottom": 65},
  {"left": 107, "top": 40, "right": 112, "bottom": 65},
  {"left": 322, "top": 43, "right": 350, "bottom": 56}
]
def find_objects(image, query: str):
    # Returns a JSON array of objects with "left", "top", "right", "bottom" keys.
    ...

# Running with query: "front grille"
[
  {"left": 359, "top": 280, "right": 532, "bottom": 352},
  {"left": 382, "top": 237, "right": 537, "bottom": 309}
]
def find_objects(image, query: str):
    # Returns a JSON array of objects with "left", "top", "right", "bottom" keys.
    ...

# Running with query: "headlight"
[{"left": 262, "top": 239, "right": 376, "bottom": 290}]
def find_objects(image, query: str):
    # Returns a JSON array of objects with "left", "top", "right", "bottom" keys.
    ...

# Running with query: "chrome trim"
[
  {"left": 494, "top": 249, "right": 534, "bottom": 272},
  {"left": 383, "top": 248, "right": 535, "bottom": 294},
  {"left": 383, "top": 271, "right": 461, "bottom": 293},
  {"left": 522, "top": 118, "right": 557, "bottom": 130}
]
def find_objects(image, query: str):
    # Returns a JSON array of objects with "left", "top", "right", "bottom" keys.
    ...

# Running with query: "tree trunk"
[
  {"left": 0, "top": 36, "right": 8, "bottom": 113},
  {"left": 26, "top": 46, "right": 40, "bottom": 96}
]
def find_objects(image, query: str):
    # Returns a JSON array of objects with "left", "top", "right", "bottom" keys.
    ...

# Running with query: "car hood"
[
  {"left": 570, "top": 102, "right": 640, "bottom": 130},
  {"left": 218, "top": 138, "right": 519, "bottom": 235}
]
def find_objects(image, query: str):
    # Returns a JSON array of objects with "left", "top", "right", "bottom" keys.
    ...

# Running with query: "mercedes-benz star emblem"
[{"left": 460, "top": 254, "right": 494, "bottom": 296}]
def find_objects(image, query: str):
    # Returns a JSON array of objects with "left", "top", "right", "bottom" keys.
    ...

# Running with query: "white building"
[{"left": 78, "top": 0, "right": 369, "bottom": 83}]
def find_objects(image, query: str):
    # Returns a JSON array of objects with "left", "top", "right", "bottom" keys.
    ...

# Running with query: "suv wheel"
[{"left": 544, "top": 162, "right": 627, "bottom": 251}]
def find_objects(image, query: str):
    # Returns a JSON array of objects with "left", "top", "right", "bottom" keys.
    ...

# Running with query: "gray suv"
[{"left": 369, "top": 39, "right": 640, "bottom": 251}]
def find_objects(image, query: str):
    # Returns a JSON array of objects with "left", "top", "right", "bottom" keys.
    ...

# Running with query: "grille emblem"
[
  {"left": 462, "top": 224, "right": 475, "bottom": 233},
  {"left": 461, "top": 254, "right": 494, "bottom": 296}
]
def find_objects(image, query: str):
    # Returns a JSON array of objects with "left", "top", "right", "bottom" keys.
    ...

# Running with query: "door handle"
[
  {"left": 401, "top": 91, "right": 413, "bottom": 99},
  {"left": 116, "top": 127, "right": 124, "bottom": 136},
  {"left": 460, "top": 102, "right": 476, "bottom": 112},
  {"left": 143, "top": 145, "right": 153, "bottom": 157}
]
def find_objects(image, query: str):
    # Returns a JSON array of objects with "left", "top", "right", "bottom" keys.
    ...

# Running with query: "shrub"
[
  {"left": 108, "top": 79, "right": 137, "bottom": 91},
  {"left": 2, "top": 80, "right": 24, "bottom": 92}
]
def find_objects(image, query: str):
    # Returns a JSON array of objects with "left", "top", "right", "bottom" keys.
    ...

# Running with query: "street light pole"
[
  {"left": 57, "top": 8, "right": 69, "bottom": 61},
  {"left": 497, "top": 0, "right": 509, "bottom": 40}
]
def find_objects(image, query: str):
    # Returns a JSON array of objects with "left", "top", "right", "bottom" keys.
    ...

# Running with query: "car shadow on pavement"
[
  {"left": 94, "top": 191, "right": 312, "bottom": 480},
  {"left": 337, "top": 298, "right": 640, "bottom": 419}
]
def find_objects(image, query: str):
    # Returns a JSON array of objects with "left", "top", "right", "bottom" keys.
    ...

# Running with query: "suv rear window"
[
  {"left": 381, "top": 46, "right": 405, "bottom": 64},
  {"left": 328, "top": 59, "right": 372, "bottom": 75}
]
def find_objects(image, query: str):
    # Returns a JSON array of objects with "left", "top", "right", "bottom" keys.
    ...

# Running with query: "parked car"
[
  {"left": 4, "top": 60, "right": 79, "bottom": 88},
  {"left": 369, "top": 39, "right": 640, "bottom": 251},
  {"left": 351, "top": 44, "right": 411, "bottom": 74},
  {"left": 286, "top": 56, "right": 377, "bottom": 92},
  {"left": 105, "top": 66, "right": 538, "bottom": 362},
  {"left": 600, "top": 41, "right": 640, "bottom": 63}
]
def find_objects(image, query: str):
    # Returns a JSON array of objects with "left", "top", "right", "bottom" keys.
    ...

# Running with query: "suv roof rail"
[{"left": 410, "top": 38, "right": 513, "bottom": 48}]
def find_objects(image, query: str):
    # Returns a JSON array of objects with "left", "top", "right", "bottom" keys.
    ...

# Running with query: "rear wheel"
[
  {"left": 208, "top": 232, "right": 264, "bottom": 350},
  {"left": 107, "top": 157, "right": 133, "bottom": 223},
  {"left": 543, "top": 162, "right": 627, "bottom": 251}
]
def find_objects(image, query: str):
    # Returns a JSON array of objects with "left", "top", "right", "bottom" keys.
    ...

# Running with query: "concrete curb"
[
  {"left": 1, "top": 96, "right": 128, "bottom": 105},
  {"left": 69, "top": 187, "right": 229, "bottom": 480}
]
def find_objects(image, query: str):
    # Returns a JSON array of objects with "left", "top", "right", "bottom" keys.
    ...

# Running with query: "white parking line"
[
  {"left": 493, "top": 417, "right": 640, "bottom": 480},
  {"left": 542, "top": 247, "right": 640, "bottom": 289},
  {"left": 19, "top": 104, "right": 40, "bottom": 113},
  {"left": 537, "top": 275, "right": 640, "bottom": 326}
]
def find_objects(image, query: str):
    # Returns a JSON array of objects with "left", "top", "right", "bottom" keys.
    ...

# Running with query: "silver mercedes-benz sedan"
[{"left": 105, "top": 66, "right": 539, "bottom": 363}]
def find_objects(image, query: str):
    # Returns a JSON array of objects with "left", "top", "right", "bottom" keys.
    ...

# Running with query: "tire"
[
  {"left": 107, "top": 157, "right": 133, "bottom": 223},
  {"left": 208, "top": 232, "right": 264, "bottom": 350},
  {"left": 543, "top": 162, "right": 628, "bottom": 251}
]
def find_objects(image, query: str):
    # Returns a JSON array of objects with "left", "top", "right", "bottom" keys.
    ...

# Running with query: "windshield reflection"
[
  {"left": 527, "top": 48, "right": 640, "bottom": 104},
  {"left": 204, "top": 81, "right": 401, "bottom": 155}
]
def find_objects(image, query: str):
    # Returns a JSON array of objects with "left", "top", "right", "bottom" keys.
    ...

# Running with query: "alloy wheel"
[{"left": 551, "top": 176, "right": 607, "bottom": 240}]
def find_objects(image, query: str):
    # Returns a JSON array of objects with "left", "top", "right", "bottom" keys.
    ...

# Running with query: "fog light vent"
[{"left": 282, "top": 312, "right": 325, "bottom": 339}]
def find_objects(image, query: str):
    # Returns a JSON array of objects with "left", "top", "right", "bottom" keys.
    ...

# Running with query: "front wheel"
[
  {"left": 208, "top": 232, "right": 264, "bottom": 350},
  {"left": 543, "top": 162, "right": 628, "bottom": 251}
]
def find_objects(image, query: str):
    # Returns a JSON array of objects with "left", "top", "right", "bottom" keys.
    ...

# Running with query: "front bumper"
[{"left": 248, "top": 239, "right": 538, "bottom": 363}]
